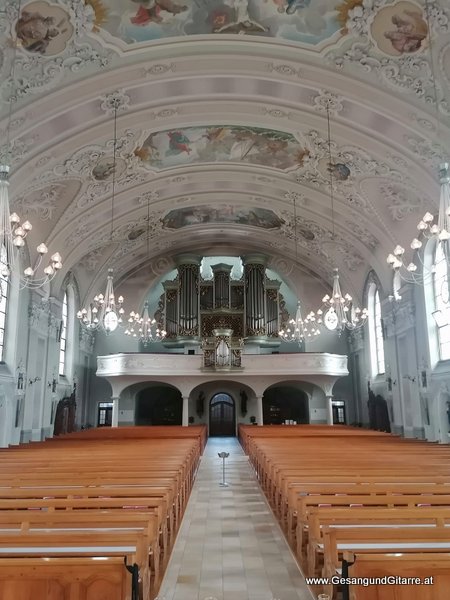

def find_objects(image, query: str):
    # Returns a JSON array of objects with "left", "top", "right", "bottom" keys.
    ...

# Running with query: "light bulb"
[
  {"left": 9, "top": 212, "right": 20, "bottom": 224},
  {"left": 23, "top": 267, "right": 34, "bottom": 277},
  {"left": 13, "top": 236, "right": 25, "bottom": 247},
  {"left": 43, "top": 265, "right": 54, "bottom": 276},
  {"left": 37, "top": 243, "right": 48, "bottom": 254},
  {"left": 22, "top": 221, "right": 32, "bottom": 232}
]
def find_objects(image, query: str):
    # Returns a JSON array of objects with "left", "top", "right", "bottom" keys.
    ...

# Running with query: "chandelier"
[
  {"left": 77, "top": 269, "right": 124, "bottom": 334},
  {"left": 308, "top": 104, "right": 368, "bottom": 334},
  {"left": 279, "top": 301, "right": 321, "bottom": 343},
  {"left": 124, "top": 301, "right": 166, "bottom": 345},
  {"left": 0, "top": 13, "right": 63, "bottom": 292},
  {"left": 279, "top": 189, "right": 320, "bottom": 344},
  {"left": 1, "top": 166, "right": 63, "bottom": 289},
  {"left": 76, "top": 105, "right": 125, "bottom": 334},
  {"left": 386, "top": 1, "right": 448, "bottom": 289},
  {"left": 315, "top": 268, "right": 368, "bottom": 333},
  {"left": 387, "top": 163, "right": 450, "bottom": 285}
]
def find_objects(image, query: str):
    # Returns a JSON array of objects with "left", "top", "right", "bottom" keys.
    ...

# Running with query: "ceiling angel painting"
[
  {"left": 134, "top": 125, "right": 310, "bottom": 171},
  {"left": 85, "top": 0, "right": 345, "bottom": 46}
]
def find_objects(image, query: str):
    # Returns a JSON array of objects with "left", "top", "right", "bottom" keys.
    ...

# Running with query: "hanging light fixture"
[
  {"left": 387, "top": 1, "right": 449, "bottom": 287},
  {"left": 77, "top": 268, "right": 124, "bottom": 334},
  {"left": 123, "top": 188, "right": 166, "bottom": 345},
  {"left": 124, "top": 301, "right": 167, "bottom": 345},
  {"left": 387, "top": 163, "right": 450, "bottom": 284},
  {"left": 278, "top": 195, "right": 321, "bottom": 344},
  {"left": 279, "top": 301, "right": 321, "bottom": 343},
  {"left": 310, "top": 103, "right": 368, "bottom": 334},
  {"left": 76, "top": 105, "right": 124, "bottom": 334},
  {"left": 318, "top": 267, "right": 368, "bottom": 333},
  {"left": 0, "top": 11, "right": 63, "bottom": 292}
]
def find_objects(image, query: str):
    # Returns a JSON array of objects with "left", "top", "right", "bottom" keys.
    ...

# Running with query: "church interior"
[{"left": 0, "top": 0, "right": 450, "bottom": 598}]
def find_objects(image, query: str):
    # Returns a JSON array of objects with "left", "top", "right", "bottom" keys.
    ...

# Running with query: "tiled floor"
[{"left": 157, "top": 437, "right": 315, "bottom": 600}]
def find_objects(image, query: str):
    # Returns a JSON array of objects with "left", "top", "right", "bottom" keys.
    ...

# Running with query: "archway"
[
  {"left": 135, "top": 385, "right": 182, "bottom": 426},
  {"left": 209, "top": 393, "right": 236, "bottom": 437},
  {"left": 263, "top": 385, "right": 309, "bottom": 424}
]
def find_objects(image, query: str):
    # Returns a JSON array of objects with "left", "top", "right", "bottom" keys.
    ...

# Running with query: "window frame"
[
  {"left": 432, "top": 243, "right": 450, "bottom": 361},
  {"left": 59, "top": 291, "right": 68, "bottom": 376},
  {"left": 368, "top": 283, "right": 385, "bottom": 377}
]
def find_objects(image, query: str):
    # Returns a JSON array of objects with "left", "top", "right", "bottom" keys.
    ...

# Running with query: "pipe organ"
[{"left": 159, "top": 254, "right": 286, "bottom": 349}]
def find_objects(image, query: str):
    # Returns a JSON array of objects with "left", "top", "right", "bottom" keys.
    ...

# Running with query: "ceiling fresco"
[
  {"left": 162, "top": 205, "right": 284, "bottom": 229},
  {"left": 85, "top": 0, "right": 344, "bottom": 46},
  {"left": 135, "top": 125, "right": 310, "bottom": 171},
  {"left": 0, "top": 0, "right": 448, "bottom": 301},
  {"left": 16, "top": 1, "right": 74, "bottom": 55}
]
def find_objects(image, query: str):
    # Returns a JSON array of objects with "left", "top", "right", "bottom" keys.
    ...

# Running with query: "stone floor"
[{"left": 157, "top": 437, "right": 315, "bottom": 600}]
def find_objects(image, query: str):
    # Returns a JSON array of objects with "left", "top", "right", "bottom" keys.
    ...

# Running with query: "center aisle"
[{"left": 158, "top": 437, "right": 314, "bottom": 600}]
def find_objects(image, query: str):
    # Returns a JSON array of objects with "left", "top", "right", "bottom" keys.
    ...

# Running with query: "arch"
[
  {"left": 209, "top": 392, "right": 236, "bottom": 437},
  {"left": 135, "top": 383, "right": 182, "bottom": 426},
  {"left": 262, "top": 385, "right": 309, "bottom": 425}
]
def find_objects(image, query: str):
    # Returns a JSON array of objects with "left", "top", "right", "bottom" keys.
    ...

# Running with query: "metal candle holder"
[{"left": 218, "top": 451, "right": 230, "bottom": 487}]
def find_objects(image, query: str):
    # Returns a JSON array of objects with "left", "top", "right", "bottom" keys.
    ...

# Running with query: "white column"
[
  {"left": 111, "top": 397, "right": 119, "bottom": 428},
  {"left": 182, "top": 395, "right": 189, "bottom": 427},
  {"left": 326, "top": 395, "right": 334, "bottom": 426},
  {"left": 256, "top": 395, "right": 264, "bottom": 426}
]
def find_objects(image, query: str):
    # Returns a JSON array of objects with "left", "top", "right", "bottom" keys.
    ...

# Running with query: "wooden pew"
[
  {"left": 0, "top": 557, "right": 132, "bottom": 600},
  {"left": 0, "top": 425, "right": 206, "bottom": 599},
  {"left": 322, "top": 526, "right": 450, "bottom": 598},
  {"left": 296, "top": 493, "right": 450, "bottom": 561},
  {"left": 306, "top": 505, "right": 450, "bottom": 577},
  {"left": 342, "top": 551, "right": 450, "bottom": 600}
]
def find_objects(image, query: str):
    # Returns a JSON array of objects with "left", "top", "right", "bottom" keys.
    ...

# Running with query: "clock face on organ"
[
  {"left": 103, "top": 311, "right": 118, "bottom": 333},
  {"left": 324, "top": 309, "right": 338, "bottom": 331}
]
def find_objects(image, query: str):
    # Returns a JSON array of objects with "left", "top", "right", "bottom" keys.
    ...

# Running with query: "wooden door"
[{"left": 209, "top": 393, "right": 235, "bottom": 436}]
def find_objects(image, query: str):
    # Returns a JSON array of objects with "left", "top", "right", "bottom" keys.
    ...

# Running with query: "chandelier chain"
[
  {"left": 110, "top": 104, "right": 117, "bottom": 243},
  {"left": 424, "top": 0, "right": 441, "bottom": 140},
  {"left": 326, "top": 102, "right": 335, "bottom": 243},
  {"left": 5, "top": 0, "right": 22, "bottom": 158}
]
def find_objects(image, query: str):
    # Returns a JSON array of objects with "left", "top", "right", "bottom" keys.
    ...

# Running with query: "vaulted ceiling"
[{"left": 1, "top": 0, "right": 449, "bottom": 307}]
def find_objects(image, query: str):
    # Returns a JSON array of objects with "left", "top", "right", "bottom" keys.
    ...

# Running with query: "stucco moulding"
[{"left": 96, "top": 352, "right": 349, "bottom": 378}]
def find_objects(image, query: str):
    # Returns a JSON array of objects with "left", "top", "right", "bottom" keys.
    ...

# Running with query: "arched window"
[
  {"left": 368, "top": 284, "right": 385, "bottom": 376},
  {"left": 59, "top": 292, "right": 68, "bottom": 376},
  {"left": 0, "top": 244, "right": 9, "bottom": 362},
  {"left": 432, "top": 243, "right": 450, "bottom": 360}
]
